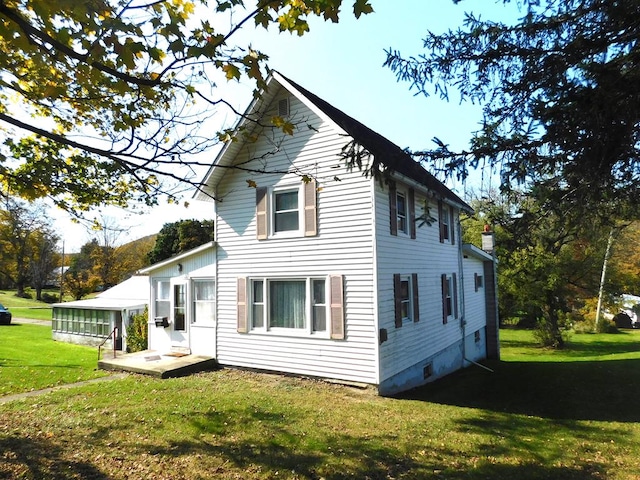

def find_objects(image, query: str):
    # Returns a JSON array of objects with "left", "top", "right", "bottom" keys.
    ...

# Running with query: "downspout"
[{"left": 457, "top": 216, "right": 467, "bottom": 369}]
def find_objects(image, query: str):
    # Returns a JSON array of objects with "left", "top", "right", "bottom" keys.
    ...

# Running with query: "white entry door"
[{"left": 170, "top": 281, "right": 190, "bottom": 352}]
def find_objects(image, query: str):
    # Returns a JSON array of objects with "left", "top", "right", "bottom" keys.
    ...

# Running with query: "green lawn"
[
  {"left": 0, "top": 290, "right": 54, "bottom": 321},
  {"left": 0, "top": 323, "right": 108, "bottom": 396},
  {"left": 0, "top": 329, "right": 639, "bottom": 479}
]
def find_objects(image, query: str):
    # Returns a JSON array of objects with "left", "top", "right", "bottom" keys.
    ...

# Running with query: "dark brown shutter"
[
  {"left": 389, "top": 181, "right": 397, "bottom": 236},
  {"left": 441, "top": 273, "right": 448, "bottom": 324},
  {"left": 412, "top": 273, "right": 419, "bottom": 322},
  {"left": 330, "top": 275, "right": 345, "bottom": 339},
  {"left": 438, "top": 200, "right": 444, "bottom": 243},
  {"left": 237, "top": 277, "right": 248, "bottom": 333},
  {"left": 450, "top": 206, "right": 455, "bottom": 245},
  {"left": 256, "top": 187, "right": 268, "bottom": 240},
  {"left": 408, "top": 188, "right": 416, "bottom": 239},
  {"left": 394, "top": 274, "right": 402, "bottom": 328},
  {"left": 474, "top": 273, "right": 479, "bottom": 292},
  {"left": 304, "top": 180, "right": 317, "bottom": 237},
  {"left": 453, "top": 272, "right": 458, "bottom": 319}
]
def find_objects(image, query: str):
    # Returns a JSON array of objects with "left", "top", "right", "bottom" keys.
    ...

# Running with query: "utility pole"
[
  {"left": 595, "top": 229, "right": 615, "bottom": 331},
  {"left": 59, "top": 240, "right": 65, "bottom": 303}
]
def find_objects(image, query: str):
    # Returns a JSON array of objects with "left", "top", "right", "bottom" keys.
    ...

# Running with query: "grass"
[
  {"left": 0, "top": 323, "right": 108, "bottom": 396},
  {"left": 0, "top": 290, "right": 54, "bottom": 321},
  {"left": 0, "top": 329, "right": 639, "bottom": 479}
]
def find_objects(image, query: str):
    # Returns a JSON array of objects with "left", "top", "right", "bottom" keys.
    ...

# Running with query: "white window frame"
[
  {"left": 396, "top": 191, "right": 408, "bottom": 235},
  {"left": 444, "top": 275, "right": 453, "bottom": 318},
  {"left": 399, "top": 275, "right": 413, "bottom": 322},
  {"left": 441, "top": 207, "right": 451, "bottom": 241},
  {"left": 153, "top": 279, "right": 171, "bottom": 320},
  {"left": 270, "top": 185, "right": 303, "bottom": 238},
  {"left": 192, "top": 279, "right": 215, "bottom": 325},
  {"left": 249, "top": 276, "right": 329, "bottom": 337}
]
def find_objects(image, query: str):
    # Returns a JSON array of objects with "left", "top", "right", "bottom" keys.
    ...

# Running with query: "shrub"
[
  {"left": 40, "top": 292, "right": 59, "bottom": 304},
  {"left": 597, "top": 318, "right": 619, "bottom": 334},
  {"left": 532, "top": 312, "right": 571, "bottom": 348},
  {"left": 126, "top": 307, "right": 148, "bottom": 353}
]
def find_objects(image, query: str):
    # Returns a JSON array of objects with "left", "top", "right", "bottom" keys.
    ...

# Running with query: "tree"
[
  {"left": 463, "top": 186, "right": 611, "bottom": 347},
  {"left": 147, "top": 219, "right": 214, "bottom": 264},
  {"left": 89, "top": 216, "right": 131, "bottom": 289},
  {"left": 0, "top": 196, "right": 57, "bottom": 296},
  {"left": 64, "top": 239, "right": 101, "bottom": 299},
  {"left": 0, "top": 0, "right": 373, "bottom": 214},
  {"left": 29, "top": 230, "right": 61, "bottom": 301},
  {"left": 385, "top": 0, "right": 640, "bottom": 218}
]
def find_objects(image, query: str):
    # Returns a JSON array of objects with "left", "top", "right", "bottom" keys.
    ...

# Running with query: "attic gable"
[{"left": 196, "top": 71, "right": 471, "bottom": 213}]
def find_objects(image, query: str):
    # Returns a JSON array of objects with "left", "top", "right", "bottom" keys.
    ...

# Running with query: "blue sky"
[{"left": 56, "top": 0, "right": 521, "bottom": 251}]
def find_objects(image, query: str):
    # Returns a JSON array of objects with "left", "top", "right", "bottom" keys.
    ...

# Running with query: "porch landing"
[{"left": 98, "top": 350, "right": 217, "bottom": 379}]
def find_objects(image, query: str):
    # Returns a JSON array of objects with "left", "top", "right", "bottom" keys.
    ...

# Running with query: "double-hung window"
[
  {"left": 192, "top": 279, "right": 215, "bottom": 324},
  {"left": 396, "top": 192, "right": 407, "bottom": 234},
  {"left": 154, "top": 280, "right": 170, "bottom": 319},
  {"left": 441, "top": 273, "right": 458, "bottom": 323},
  {"left": 273, "top": 189, "right": 300, "bottom": 233},
  {"left": 256, "top": 181, "right": 317, "bottom": 240},
  {"left": 394, "top": 273, "right": 419, "bottom": 327},
  {"left": 389, "top": 181, "right": 415, "bottom": 238},
  {"left": 439, "top": 201, "right": 455, "bottom": 244},
  {"left": 237, "top": 275, "right": 344, "bottom": 338}
]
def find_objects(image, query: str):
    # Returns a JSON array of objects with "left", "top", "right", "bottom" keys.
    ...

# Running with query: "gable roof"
[
  {"left": 197, "top": 71, "right": 472, "bottom": 212},
  {"left": 137, "top": 241, "right": 216, "bottom": 275}
]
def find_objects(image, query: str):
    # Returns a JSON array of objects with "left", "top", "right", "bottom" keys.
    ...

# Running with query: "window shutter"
[
  {"left": 304, "top": 180, "right": 317, "bottom": 237},
  {"left": 394, "top": 274, "right": 402, "bottom": 328},
  {"left": 441, "top": 273, "right": 448, "bottom": 324},
  {"left": 330, "top": 275, "right": 345, "bottom": 339},
  {"left": 389, "top": 181, "right": 397, "bottom": 236},
  {"left": 450, "top": 206, "right": 455, "bottom": 245},
  {"left": 411, "top": 273, "right": 419, "bottom": 322},
  {"left": 474, "top": 273, "right": 479, "bottom": 292},
  {"left": 453, "top": 272, "right": 458, "bottom": 319},
  {"left": 237, "top": 277, "right": 248, "bottom": 333},
  {"left": 256, "top": 187, "right": 268, "bottom": 240},
  {"left": 408, "top": 188, "right": 416, "bottom": 239},
  {"left": 438, "top": 201, "right": 444, "bottom": 243}
]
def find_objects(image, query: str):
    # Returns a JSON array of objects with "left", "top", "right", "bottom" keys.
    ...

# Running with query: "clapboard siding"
[
  {"left": 374, "top": 181, "right": 466, "bottom": 383},
  {"left": 463, "top": 255, "right": 487, "bottom": 334},
  {"left": 214, "top": 85, "right": 378, "bottom": 384}
]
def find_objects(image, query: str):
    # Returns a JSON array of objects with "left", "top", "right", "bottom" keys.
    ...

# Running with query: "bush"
[
  {"left": 126, "top": 307, "right": 148, "bottom": 353},
  {"left": 597, "top": 318, "right": 619, "bottom": 333},
  {"left": 40, "top": 292, "right": 59, "bottom": 304},
  {"left": 532, "top": 313, "right": 571, "bottom": 348}
]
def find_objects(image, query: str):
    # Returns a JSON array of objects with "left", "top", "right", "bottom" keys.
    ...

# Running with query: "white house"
[{"left": 142, "top": 71, "right": 499, "bottom": 395}]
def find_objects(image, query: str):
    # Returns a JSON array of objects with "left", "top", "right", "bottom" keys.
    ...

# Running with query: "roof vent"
[{"left": 278, "top": 97, "right": 290, "bottom": 117}]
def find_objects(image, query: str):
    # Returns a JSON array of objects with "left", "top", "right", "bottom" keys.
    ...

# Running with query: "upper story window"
[
  {"left": 389, "top": 181, "right": 415, "bottom": 239},
  {"left": 439, "top": 201, "right": 455, "bottom": 244},
  {"left": 256, "top": 181, "right": 317, "bottom": 240},
  {"left": 396, "top": 191, "right": 407, "bottom": 234},
  {"left": 274, "top": 188, "right": 300, "bottom": 233}
]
